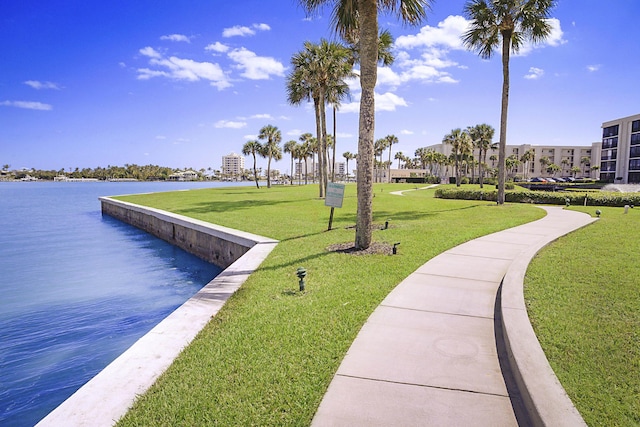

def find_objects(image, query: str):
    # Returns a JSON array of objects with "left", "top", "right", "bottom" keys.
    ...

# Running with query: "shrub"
[{"left": 434, "top": 188, "right": 640, "bottom": 207}]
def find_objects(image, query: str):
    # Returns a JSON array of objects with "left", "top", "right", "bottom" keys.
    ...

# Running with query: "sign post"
[{"left": 325, "top": 182, "right": 345, "bottom": 230}]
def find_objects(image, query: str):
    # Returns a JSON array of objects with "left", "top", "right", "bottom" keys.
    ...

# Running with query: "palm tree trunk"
[
  {"left": 355, "top": 0, "right": 377, "bottom": 250},
  {"left": 253, "top": 154, "right": 260, "bottom": 189},
  {"left": 266, "top": 155, "right": 272, "bottom": 188},
  {"left": 331, "top": 106, "right": 337, "bottom": 182},
  {"left": 497, "top": 32, "right": 511, "bottom": 205}
]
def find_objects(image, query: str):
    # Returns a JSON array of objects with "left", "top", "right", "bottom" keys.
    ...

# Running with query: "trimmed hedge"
[{"left": 434, "top": 188, "right": 640, "bottom": 207}]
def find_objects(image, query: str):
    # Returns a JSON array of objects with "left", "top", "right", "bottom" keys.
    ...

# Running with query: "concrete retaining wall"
[{"left": 100, "top": 196, "right": 260, "bottom": 268}]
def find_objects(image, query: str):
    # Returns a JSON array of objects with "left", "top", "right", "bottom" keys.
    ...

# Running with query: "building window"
[
  {"left": 630, "top": 159, "right": 640, "bottom": 171},
  {"left": 631, "top": 133, "right": 640, "bottom": 146},
  {"left": 600, "top": 161, "right": 617, "bottom": 172},
  {"left": 629, "top": 172, "right": 640, "bottom": 183},
  {"left": 602, "top": 137, "right": 618, "bottom": 149},
  {"left": 632, "top": 120, "right": 640, "bottom": 133},
  {"left": 630, "top": 146, "right": 640, "bottom": 158},
  {"left": 603, "top": 125, "right": 619, "bottom": 138}
]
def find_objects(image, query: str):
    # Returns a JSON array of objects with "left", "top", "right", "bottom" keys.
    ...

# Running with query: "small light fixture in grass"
[
  {"left": 565, "top": 198, "right": 570, "bottom": 207},
  {"left": 392, "top": 242, "right": 400, "bottom": 255},
  {"left": 296, "top": 267, "right": 307, "bottom": 292},
  {"left": 384, "top": 219, "right": 390, "bottom": 230},
  {"left": 596, "top": 209, "right": 601, "bottom": 217}
]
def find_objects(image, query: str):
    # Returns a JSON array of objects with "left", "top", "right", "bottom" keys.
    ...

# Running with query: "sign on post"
[
  {"left": 325, "top": 182, "right": 345, "bottom": 208},
  {"left": 325, "top": 182, "right": 345, "bottom": 231}
]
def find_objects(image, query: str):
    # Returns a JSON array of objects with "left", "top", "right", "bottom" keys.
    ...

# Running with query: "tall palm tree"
[
  {"left": 467, "top": 123, "right": 495, "bottom": 188},
  {"left": 258, "top": 124, "right": 282, "bottom": 188},
  {"left": 520, "top": 148, "right": 535, "bottom": 181},
  {"left": 394, "top": 151, "right": 404, "bottom": 169},
  {"left": 343, "top": 151, "right": 355, "bottom": 180},
  {"left": 286, "top": 39, "right": 352, "bottom": 197},
  {"left": 539, "top": 156, "right": 550, "bottom": 176},
  {"left": 443, "top": 128, "right": 472, "bottom": 187},
  {"left": 580, "top": 156, "right": 591, "bottom": 176},
  {"left": 299, "top": 0, "right": 433, "bottom": 250},
  {"left": 284, "top": 140, "right": 299, "bottom": 185},
  {"left": 374, "top": 138, "right": 388, "bottom": 182},
  {"left": 242, "top": 140, "right": 262, "bottom": 189},
  {"left": 298, "top": 132, "right": 314, "bottom": 184},
  {"left": 463, "top": 0, "right": 556, "bottom": 203},
  {"left": 385, "top": 134, "right": 399, "bottom": 183}
]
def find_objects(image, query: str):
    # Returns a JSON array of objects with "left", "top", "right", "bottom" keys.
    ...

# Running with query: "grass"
[
  {"left": 112, "top": 183, "right": 543, "bottom": 426},
  {"left": 525, "top": 206, "right": 640, "bottom": 427}
]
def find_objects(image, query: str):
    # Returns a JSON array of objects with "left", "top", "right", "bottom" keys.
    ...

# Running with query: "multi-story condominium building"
[
  {"left": 221, "top": 153, "right": 245, "bottom": 178},
  {"left": 600, "top": 113, "right": 640, "bottom": 183},
  {"left": 424, "top": 142, "right": 600, "bottom": 180}
]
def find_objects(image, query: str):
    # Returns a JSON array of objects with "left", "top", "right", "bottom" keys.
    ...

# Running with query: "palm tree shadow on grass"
[{"left": 171, "top": 198, "right": 300, "bottom": 216}]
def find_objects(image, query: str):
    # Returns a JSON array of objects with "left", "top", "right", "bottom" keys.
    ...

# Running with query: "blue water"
[{"left": 0, "top": 181, "right": 243, "bottom": 426}]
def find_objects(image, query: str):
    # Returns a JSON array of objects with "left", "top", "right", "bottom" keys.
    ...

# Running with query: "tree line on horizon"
[{"left": 0, "top": 164, "right": 211, "bottom": 181}]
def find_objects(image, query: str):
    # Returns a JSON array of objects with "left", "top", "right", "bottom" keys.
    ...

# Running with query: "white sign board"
[{"left": 325, "top": 183, "right": 345, "bottom": 208}]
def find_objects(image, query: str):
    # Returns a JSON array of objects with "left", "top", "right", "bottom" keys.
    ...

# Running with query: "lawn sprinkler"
[
  {"left": 392, "top": 242, "right": 400, "bottom": 255},
  {"left": 384, "top": 219, "right": 390, "bottom": 230},
  {"left": 595, "top": 209, "right": 601, "bottom": 217},
  {"left": 296, "top": 267, "right": 307, "bottom": 292}
]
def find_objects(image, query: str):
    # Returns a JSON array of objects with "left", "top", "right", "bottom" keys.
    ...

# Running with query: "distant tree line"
[{"left": 1, "top": 164, "right": 213, "bottom": 181}]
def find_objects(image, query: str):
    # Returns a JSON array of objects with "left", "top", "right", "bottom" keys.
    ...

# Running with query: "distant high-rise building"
[{"left": 222, "top": 153, "right": 245, "bottom": 178}]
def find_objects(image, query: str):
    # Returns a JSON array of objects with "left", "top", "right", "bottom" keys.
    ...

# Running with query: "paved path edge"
[{"left": 500, "top": 207, "right": 595, "bottom": 427}]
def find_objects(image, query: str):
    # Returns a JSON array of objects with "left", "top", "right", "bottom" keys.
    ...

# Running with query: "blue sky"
[{"left": 2, "top": 0, "right": 639, "bottom": 174}]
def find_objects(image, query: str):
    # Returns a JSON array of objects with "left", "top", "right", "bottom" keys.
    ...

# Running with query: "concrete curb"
[
  {"left": 36, "top": 200, "right": 278, "bottom": 427},
  {"left": 500, "top": 208, "right": 595, "bottom": 427}
]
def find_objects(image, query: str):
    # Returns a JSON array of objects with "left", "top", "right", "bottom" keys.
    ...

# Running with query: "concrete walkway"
[{"left": 312, "top": 206, "right": 595, "bottom": 426}]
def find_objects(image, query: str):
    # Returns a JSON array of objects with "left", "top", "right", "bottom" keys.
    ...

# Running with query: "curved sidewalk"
[{"left": 312, "top": 206, "right": 595, "bottom": 426}]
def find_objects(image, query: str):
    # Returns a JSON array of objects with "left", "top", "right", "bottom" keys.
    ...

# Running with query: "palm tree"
[
  {"left": 286, "top": 39, "right": 352, "bottom": 197},
  {"left": 242, "top": 140, "right": 262, "bottom": 189},
  {"left": 463, "top": 0, "right": 557, "bottom": 204},
  {"left": 443, "top": 128, "right": 472, "bottom": 187},
  {"left": 298, "top": 132, "right": 314, "bottom": 184},
  {"left": 299, "top": 0, "right": 433, "bottom": 250},
  {"left": 374, "top": 137, "right": 388, "bottom": 182},
  {"left": 258, "top": 125, "right": 282, "bottom": 188},
  {"left": 394, "top": 151, "right": 405, "bottom": 169},
  {"left": 284, "top": 140, "right": 299, "bottom": 185},
  {"left": 467, "top": 124, "right": 495, "bottom": 188},
  {"left": 539, "top": 156, "right": 551, "bottom": 176},
  {"left": 520, "top": 148, "right": 535, "bottom": 181},
  {"left": 547, "top": 163, "right": 561, "bottom": 177},
  {"left": 343, "top": 151, "right": 355, "bottom": 180},
  {"left": 570, "top": 166, "right": 581, "bottom": 178},
  {"left": 580, "top": 156, "right": 591, "bottom": 176},
  {"left": 385, "top": 134, "right": 399, "bottom": 183}
]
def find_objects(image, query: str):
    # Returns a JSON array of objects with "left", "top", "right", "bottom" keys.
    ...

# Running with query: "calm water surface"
[{"left": 0, "top": 181, "right": 242, "bottom": 426}]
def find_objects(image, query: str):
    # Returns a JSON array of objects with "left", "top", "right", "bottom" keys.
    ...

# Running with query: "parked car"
[{"left": 530, "top": 177, "right": 547, "bottom": 182}]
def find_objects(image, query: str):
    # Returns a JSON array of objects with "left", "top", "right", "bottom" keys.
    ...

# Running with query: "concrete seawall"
[
  {"left": 37, "top": 197, "right": 278, "bottom": 427},
  {"left": 100, "top": 196, "right": 260, "bottom": 269}
]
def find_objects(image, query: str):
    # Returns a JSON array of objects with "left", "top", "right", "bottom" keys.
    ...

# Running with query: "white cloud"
[
  {"left": 139, "top": 46, "right": 162, "bottom": 59},
  {"left": 0, "top": 100, "right": 52, "bottom": 110},
  {"left": 336, "top": 132, "right": 353, "bottom": 138},
  {"left": 286, "top": 129, "right": 302, "bottom": 136},
  {"left": 227, "top": 48, "right": 285, "bottom": 80},
  {"left": 400, "top": 129, "right": 414, "bottom": 135},
  {"left": 137, "top": 48, "right": 231, "bottom": 90},
  {"left": 205, "top": 42, "right": 229, "bottom": 53},
  {"left": 24, "top": 80, "right": 61, "bottom": 90},
  {"left": 160, "top": 34, "right": 190, "bottom": 43},
  {"left": 587, "top": 64, "right": 601, "bottom": 72},
  {"left": 214, "top": 120, "right": 247, "bottom": 129},
  {"left": 222, "top": 23, "right": 270, "bottom": 38},
  {"left": 516, "top": 18, "right": 566, "bottom": 55},
  {"left": 253, "top": 23, "right": 271, "bottom": 31},
  {"left": 524, "top": 67, "right": 544, "bottom": 80},
  {"left": 155, "top": 135, "right": 167, "bottom": 140},
  {"left": 251, "top": 113, "right": 273, "bottom": 119},
  {"left": 395, "top": 15, "right": 469, "bottom": 50}
]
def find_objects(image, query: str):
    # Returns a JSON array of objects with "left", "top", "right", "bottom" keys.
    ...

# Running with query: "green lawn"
[
  {"left": 113, "top": 183, "right": 543, "bottom": 426},
  {"left": 525, "top": 206, "right": 640, "bottom": 427}
]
